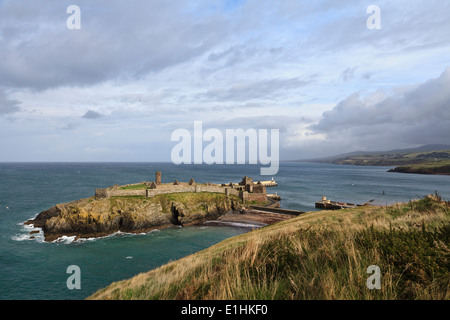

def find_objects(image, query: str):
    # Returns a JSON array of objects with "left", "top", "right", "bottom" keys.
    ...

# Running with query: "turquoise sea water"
[{"left": 0, "top": 162, "right": 449, "bottom": 300}]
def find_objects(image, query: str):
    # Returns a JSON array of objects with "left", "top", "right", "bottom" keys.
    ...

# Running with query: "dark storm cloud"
[{"left": 310, "top": 68, "right": 450, "bottom": 148}]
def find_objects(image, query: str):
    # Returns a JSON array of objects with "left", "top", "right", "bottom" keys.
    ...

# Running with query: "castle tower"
[{"left": 156, "top": 171, "right": 161, "bottom": 185}]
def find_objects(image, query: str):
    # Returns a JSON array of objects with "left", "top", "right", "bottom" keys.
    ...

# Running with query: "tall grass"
[{"left": 89, "top": 195, "right": 450, "bottom": 300}]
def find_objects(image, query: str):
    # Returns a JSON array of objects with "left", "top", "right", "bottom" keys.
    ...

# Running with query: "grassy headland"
[
  {"left": 89, "top": 194, "right": 450, "bottom": 300},
  {"left": 311, "top": 149, "right": 450, "bottom": 175},
  {"left": 388, "top": 160, "right": 450, "bottom": 175}
]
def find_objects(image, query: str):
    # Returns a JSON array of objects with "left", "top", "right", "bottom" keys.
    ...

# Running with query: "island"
[{"left": 25, "top": 172, "right": 288, "bottom": 242}]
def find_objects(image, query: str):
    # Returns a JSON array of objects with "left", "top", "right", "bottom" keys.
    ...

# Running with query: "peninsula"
[{"left": 25, "top": 172, "right": 286, "bottom": 242}]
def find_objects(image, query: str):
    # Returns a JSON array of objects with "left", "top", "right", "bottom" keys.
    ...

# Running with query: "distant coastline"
[
  {"left": 387, "top": 162, "right": 450, "bottom": 175},
  {"left": 297, "top": 144, "right": 450, "bottom": 176}
]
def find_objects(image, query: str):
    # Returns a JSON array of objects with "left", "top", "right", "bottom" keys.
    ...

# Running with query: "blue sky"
[{"left": 0, "top": 0, "right": 449, "bottom": 162}]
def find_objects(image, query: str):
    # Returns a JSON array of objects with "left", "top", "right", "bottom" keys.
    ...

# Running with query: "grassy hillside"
[
  {"left": 89, "top": 194, "right": 450, "bottom": 300},
  {"left": 319, "top": 149, "right": 450, "bottom": 166}
]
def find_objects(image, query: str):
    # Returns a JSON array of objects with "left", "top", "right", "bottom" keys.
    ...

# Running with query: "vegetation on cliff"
[
  {"left": 27, "top": 193, "right": 244, "bottom": 242},
  {"left": 89, "top": 194, "right": 450, "bottom": 300},
  {"left": 388, "top": 160, "right": 450, "bottom": 175}
]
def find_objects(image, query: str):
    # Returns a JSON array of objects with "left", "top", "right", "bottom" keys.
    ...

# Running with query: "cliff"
[
  {"left": 388, "top": 161, "right": 450, "bottom": 175},
  {"left": 26, "top": 193, "right": 244, "bottom": 242}
]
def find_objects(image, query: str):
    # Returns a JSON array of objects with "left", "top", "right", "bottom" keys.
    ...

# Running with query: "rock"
[{"left": 26, "top": 193, "right": 244, "bottom": 242}]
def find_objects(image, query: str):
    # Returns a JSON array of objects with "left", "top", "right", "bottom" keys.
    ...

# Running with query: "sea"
[{"left": 0, "top": 162, "right": 449, "bottom": 300}]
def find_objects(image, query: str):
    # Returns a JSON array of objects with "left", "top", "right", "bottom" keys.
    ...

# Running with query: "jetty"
[{"left": 267, "top": 193, "right": 281, "bottom": 200}]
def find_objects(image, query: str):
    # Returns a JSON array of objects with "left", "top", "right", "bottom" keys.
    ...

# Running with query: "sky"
[{"left": 0, "top": 0, "right": 449, "bottom": 162}]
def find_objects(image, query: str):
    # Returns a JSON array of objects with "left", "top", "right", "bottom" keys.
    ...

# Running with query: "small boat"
[{"left": 315, "top": 196, "right": 374, "bottom": 210}]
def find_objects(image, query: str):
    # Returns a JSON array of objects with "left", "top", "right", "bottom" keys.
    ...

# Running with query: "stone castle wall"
[
  {"left": 240, "top": 191, "right": 267, "bottom": 202},
  {"left": 96, "top": 184, "right": 241, "bottom": 199},
  {"left": 95, "top": 187, "right": 147, "bottom": 198},
  {"left": 146, "top": 185, "right": 240, "bottom": 198},
  {"left": 95, "top": 172, "right": 268, "bottom": 204}
]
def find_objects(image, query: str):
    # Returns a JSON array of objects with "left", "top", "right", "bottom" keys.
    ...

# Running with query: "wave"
[
  {"left": 11, "top": 233, "right": 41, "bottom": 242},
  {"left": 51, "top": 228, "right": 162, "bottom": 244},
  {"left": 52, "top": 235, "right": 77, "bottom": 244},
  {"left": 13, "top": 215, "right": 164, "bottom": 244},
  {"left": 11, "top": 222, "right": 46, "bottom": 243}
]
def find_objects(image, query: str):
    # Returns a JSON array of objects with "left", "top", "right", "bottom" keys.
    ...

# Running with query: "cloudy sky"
[{"left": 0, "top": 0, "right": 449, "bottom": 162}]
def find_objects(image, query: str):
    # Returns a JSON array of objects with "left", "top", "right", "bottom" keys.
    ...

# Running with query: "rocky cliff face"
[{"left": 26, "top": 193, "right": 244, "bottom": 242}]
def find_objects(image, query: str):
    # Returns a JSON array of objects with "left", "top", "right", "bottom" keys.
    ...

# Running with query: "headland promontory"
[{"left": 25, "top": 172, "right": 283, "bottom": 242}]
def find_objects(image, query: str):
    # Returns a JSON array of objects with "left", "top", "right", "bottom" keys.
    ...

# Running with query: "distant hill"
[
  {"left": 298, "top": 145, "right": 450, "bottom": 174},
  {"left": 304, "top": 144, "right": 450, "bottom": 163}
]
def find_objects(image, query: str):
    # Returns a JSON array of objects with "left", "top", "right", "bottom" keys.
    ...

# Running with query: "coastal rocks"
[
  {"left": 26, "top": 193, "right": 244, "bottom": 242},
  {"left": 170, "top": 202, "right": 185, "bottom": 225},
  {"left": 170, "top": 196, "right": 243, "bottom": 226}
]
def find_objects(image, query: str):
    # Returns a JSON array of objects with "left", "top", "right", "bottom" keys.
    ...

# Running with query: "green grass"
[
  {"left": 110, "top": 195, "right": 148, "bottom": 200},
  {"left": 155, "top": 192, "right": 241, "bottom": 213},
  {"left": 119, "top": 184, "right": 149, "bottom": 190},
  {"left": 246, "top": 200, "right": 271, "bottom": 206},
  {"left": 390, "top": 160, "right": 450, "bottom": 175},
  {"left": 109, "top": 192, "right": 241, "bottom": 212},
  {"left": 405, "top": 160, "right": 450, "bottom": 168},
  {"left": 89, "top": 194, "right": 450, "bottom": 300}
]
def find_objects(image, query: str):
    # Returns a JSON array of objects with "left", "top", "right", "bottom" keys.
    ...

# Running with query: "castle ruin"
[{"left": 95, "top": 171, "right": 277, "bottom": 204}]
